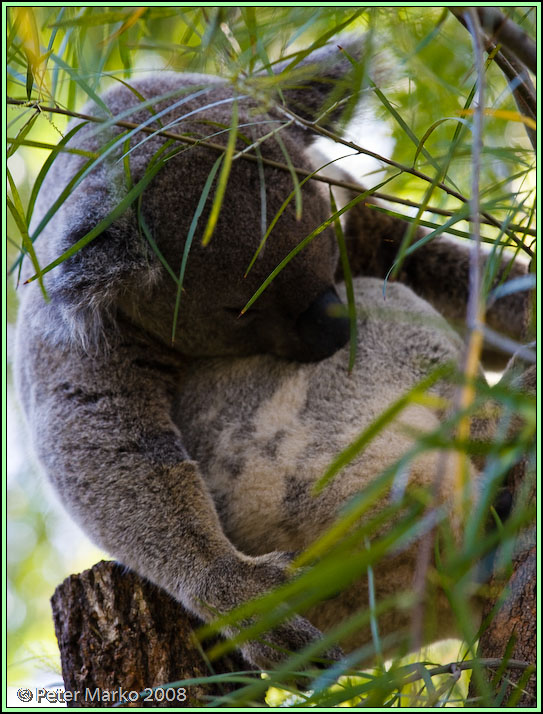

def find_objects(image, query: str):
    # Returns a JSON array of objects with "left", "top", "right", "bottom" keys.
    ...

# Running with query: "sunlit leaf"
[{"left": 201, "top": 100, "right": 238, "bottom": 246}]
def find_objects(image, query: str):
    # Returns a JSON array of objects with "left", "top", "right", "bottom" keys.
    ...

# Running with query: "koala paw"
[
  {"left": 236, "top": 552, "right": 344, "bottom": 669},
  {"left": 240, "top": 614, "right": 343, "bottom": 670},
  {"left": 202, "top": 550, "right": 343, "bottom": 670}
]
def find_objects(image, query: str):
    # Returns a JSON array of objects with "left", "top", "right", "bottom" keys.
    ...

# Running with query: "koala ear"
[{"left": 274, "top": 33, "right": 366, "bottom": 137}]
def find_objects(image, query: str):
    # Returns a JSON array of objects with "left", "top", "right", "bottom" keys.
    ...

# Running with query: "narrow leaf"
[
  {"left": 275, "top": 133, "right": 302, "bottom": 220},
  {"left": 25, "top": 155, "right": 167, "bottom": 283},
  {"left": 25, "top": 120, "right": 89, "bottom": 225},
  {"left": 172, "top": 154, "right": 224, "bottom": 343},
  {"left": 329, "top": 187, "right": 357, "bottom": 372},
  {"left": 314, "top": 363, "right": 453, "bottom": 494},
  {"left": 7, "top": 168, "right": 47, "bottom": 298},
  {"left": 7, "top": 109, "right": 39, "bottom": 158},
  {"left": 241, "top": 174, "right": 401, "bottom": 314},
  {"left": 138, "top": 210, "right": 178, "bottom": 285},
  {"left": 201, "top": 100, "right": 238, "bottom": 246}
]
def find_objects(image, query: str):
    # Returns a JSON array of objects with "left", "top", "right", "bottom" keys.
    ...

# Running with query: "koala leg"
[
  {"left": 338, "top": 199, "right": 532, "bottom": 344},
  {"left": 16, "top": 310, "right": 339, "bottom": 670}
]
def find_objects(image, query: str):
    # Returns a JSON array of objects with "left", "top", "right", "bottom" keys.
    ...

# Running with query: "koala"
[
  {"left": 176, "top": 276, "right": 473, "bottom": 655},
  {"left": 176, "top": 275, "right": 535, "bottom": 660},
  {"left": 15, "top": 37, "right": 531, "bottom": 669}
]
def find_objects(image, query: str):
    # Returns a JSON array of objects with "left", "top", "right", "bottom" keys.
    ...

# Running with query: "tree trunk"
[
  {"left": 51, "top": 560, "right": 251, "bottom": 708},
  {"left": 468, "top": 456, "right": 537, "bottom": 707}
]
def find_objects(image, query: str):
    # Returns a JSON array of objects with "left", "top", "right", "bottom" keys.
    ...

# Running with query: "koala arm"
[
  {"left": 16, "top": 298, "right": 334, "bottom": 668},
  {"left": 338, "top": 198, "right": 531, "bottom": 343}
]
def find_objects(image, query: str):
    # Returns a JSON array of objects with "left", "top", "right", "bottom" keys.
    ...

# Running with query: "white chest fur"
[{"left": 176, "top": 278, "right": 467, "bottom": 556}]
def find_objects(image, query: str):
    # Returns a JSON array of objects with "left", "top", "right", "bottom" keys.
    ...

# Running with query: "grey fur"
[
  {"left": 15, "top": 36, "right": 531, "bottom": 667},
  {"left": 177, "top": 277, "right": 535, "bottom": 652},
  {"left": 176, "top": 278, "right": 469, "bottom": 650}
]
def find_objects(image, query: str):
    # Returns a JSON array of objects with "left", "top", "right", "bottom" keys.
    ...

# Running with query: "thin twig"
[
  {"left": 410, "top": 6, "right": 490, "bottom": 658},
  {"left": 465, "top": 8, "right": 485, "bottom": 336},
  {"left": 408, "top": 514, "right": 436, "bottom": 653},
  {"left": 450, "top": 7, "right": 537, "bottom": 75},
  {"left": 7, "top": 103, "right": 536, "bottom": 236},
  {"left": 277, "top": 106, "right": 532, "bottom": 255},
  {"left": 7, "top": 97, "right": 534, "bottom": 257},
  {"left": 451, "top": 7, "right": 486, "bottom": 529},
  {"left": 371, "top": 193, "right": 535, "bottom": 237},
  {"left": 492, "top": 49, "right": 536, "bottom": 120},
  {"left": 399, "top": 658, "right": 533, "bottom": 688},
  {"left": 489, "top": 50, "right": 537, "bottom": 151}
]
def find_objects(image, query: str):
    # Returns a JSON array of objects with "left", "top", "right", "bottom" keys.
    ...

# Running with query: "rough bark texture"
[
  {"left": 51, "top": 560, "right": 250, "bottom": 708},
  {"left": 468, "top": 456, "right": 537, "bottom": 708}
]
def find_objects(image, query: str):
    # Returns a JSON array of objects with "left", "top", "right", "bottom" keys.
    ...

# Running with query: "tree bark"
[
  {"left": 51, "top": 560, "right": 251, "bottom": 708},
  {"left": 468, "top": 456, "right": 537, "bottom": 707}
]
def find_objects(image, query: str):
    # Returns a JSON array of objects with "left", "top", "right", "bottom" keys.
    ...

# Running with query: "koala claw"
[{"left": 239, "top": 614, "right": 344, "bottom": 670}]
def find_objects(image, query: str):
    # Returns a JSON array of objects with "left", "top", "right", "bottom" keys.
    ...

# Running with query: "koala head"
[
  {"left": 118, "top": 128, "right": 347, "bottom": 362},
  {"left": 28, "top": 38, "right": 364, "bottom": 361}
]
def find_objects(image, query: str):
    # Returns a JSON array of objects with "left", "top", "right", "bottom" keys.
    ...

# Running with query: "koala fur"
[
  {"left": 176, "top": 278, "right": 464, "bottom": 552},
  {"left": 15, "top": 37, "right": 531, "bottom": 668},
  {"left": 176, "top": 277, "right": 473, "bottom": 652}
]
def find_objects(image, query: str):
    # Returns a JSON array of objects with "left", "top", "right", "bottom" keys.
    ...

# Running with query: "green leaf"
[
  {"left": 47, "top": 8, "right": 177, "bottom": 28},
  {"left": 7, "top": 137, "right": 95, "bottom": 157},
  {"left": 329, "top": 187, "right": 357, "bottom": 372},
  {"left": 314, "top": 363, "right": 454, "bottom": 494},
  {"left": 254, "top": 147, "right": 267, "bottom": 240},
  {"left": 413, "top": 117, "right": 453, "bottom": 166},
  {"left": 25, "top": 121, "right": 89, "bottom": 225},
  {"left": 241, "top": 173, "right": 401, "bottom": 314},
  {"left": 137, "top": 211, "right": 178, "bottom": 286},
  {"left": 279, "top": 10, "right": 364, "bottom": 74},
  {"left": 28, "top": 129, "right": 128, "bottom": 244},
  {"left": 370, "top": 79, "right": 449, "bottom": 183},
  {"left": 201, "top": 100, "right": 238, "bottom": 246},
  {"left": 172, "top": 154, "right": 224, "bottom": 343},
  {"left": 244, "top": 151, "right": 359, "bottom": 277},
  {"left": 7, "top": 168, "right": 47, "bottom": 298},
  {"left": 49, "top": 52, "right": 112, "bottom": 115},
  {"left": 25, "top": 152, "right": 168, "bottom": 284},
  {"left": 274, "top": 133, "right": 302, "bottom": 220},
  {"left": 6, "top": 109, "right": 39, "bottom": 158},
  {"left": 25, "top": 63, "right": 33, "bottom": 100}
]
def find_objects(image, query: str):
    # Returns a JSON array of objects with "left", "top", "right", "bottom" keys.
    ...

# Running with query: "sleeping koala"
[
  {"left": 177, "top": 276, "right": 472, "bottom": 655},
  {"left": 178, "top": 276, "right": 534, "bottom": 659},
  {"left": 15, "top": 37, "right": 531, "bottom": 668}
]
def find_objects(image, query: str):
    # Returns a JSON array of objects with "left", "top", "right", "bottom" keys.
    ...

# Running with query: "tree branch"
[
  {"left": 450, "top": 8, "right": 537, "bottom": 150},
  {"left": 476, "top": 7, "right": 537, "bottom": 75},
  {"left": 277, "top": 106, "right": 533, "bottom": 256}
]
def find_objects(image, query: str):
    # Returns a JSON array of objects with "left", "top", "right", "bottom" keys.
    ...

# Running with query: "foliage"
[{"left": 6, "top": 5, "right": 536, "bottom": 708}]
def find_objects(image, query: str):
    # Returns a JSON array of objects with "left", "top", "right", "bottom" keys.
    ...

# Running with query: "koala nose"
[{"left": 296, "top": 287, "right": 350, "bottom": 361}]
